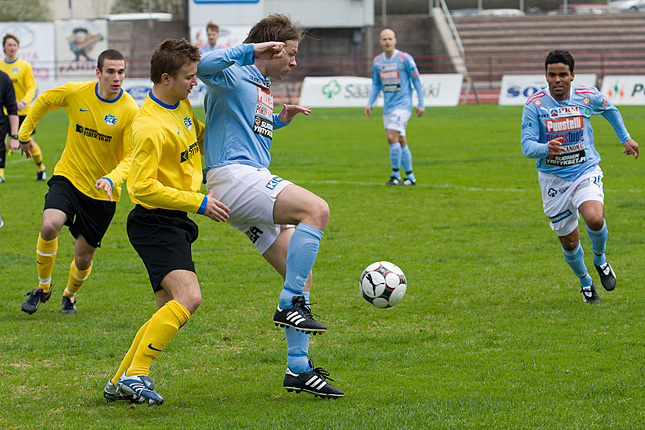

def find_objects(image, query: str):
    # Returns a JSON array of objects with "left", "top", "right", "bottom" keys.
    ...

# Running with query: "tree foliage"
[
  {"left": 111, "top": 0, "right": 185, "bottom": 20},
  {"left": 0, "top": 0, "right": 51, "bottom": 22}
]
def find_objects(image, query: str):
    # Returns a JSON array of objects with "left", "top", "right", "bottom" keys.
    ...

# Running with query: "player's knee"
[
  {"left": 309, "top": 198, "right": 329, "bottom": 230},
  {"left": 186, "top": 290, "right": 202, "bottom": 313},
  {"left": 40, "top": 222, "right": 60, "bottom": 240},
  {"left": 586, "top": 217, "right": 604, "bottom": 232}
]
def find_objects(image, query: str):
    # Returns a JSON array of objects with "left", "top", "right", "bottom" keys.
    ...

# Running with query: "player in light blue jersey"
[
  {"left": 197, "top": 14, "right": 343, "bottom": 398},
  {"left": 521, "top": 50, "right": 639, "bottom": 303},
  {"left": 200, "top": 22, "right": 225, "bottom": 54},
  {"left": 366, "top": 29, "right": 425, "bottom": 186}
]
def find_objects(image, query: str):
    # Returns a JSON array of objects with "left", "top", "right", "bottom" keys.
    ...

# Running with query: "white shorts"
[
  {"left": 382, "top": 109, "right": 412, "bottom": 135},
  {"left": 538, "top": 165, "right": 604, "bottom": 236},
  {"left": 205, "top": 164, "right": 293, "bottom": 254}
]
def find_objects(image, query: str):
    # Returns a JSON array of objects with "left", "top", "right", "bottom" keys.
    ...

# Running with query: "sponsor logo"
[
  {"left": 255, "top": 104, "right": 271, "bottom": 118},
  {"left": 75, "top": 124, "right": 112, "bottom": 142},
  {"left": 80, "top": 108, "right": 89, "bottom": 112},
  {"left": 526, "top": 91, "right": 545, "bottom": 105},
  {"left": 249, "top": 75, "right": 263, "bottom": 86},
  {"left": 245, "top": 226, "right": 264, "bottom": 244},
  {"left": 104, "top": 114, "right": 117, "bottom": 126},
  {"left": 547, "top": 188, "right": 557, "bottom": 197},
  {"left": 12, "top": 67, "right": 18, "bottom": 74},
  {"left": 546, "top": 151, "right": 586, "bottom": 166},
  {"left": 549, "top": 209, "right": 573, "bottom": 223},
  {"left": 380, "top": 70, "right": 399, "bottom": 80},
  {"left": 265, "top": 175, "right": 284, "bottom": 190},
  {"left": 148, "top": 343, "right": 162, "bottom": 352},
  {"left": 534, "top": 99, "right": 542, "bottom": 106},
  {"left": 582, "top": 96, "right": 590, "bottom": 105},
  {"left": 180, "top": 142, "right": 200, "bottom": 163},
  {"left": 545, "top": 116, "right": 582, "bottom": 133},
  {"left": 322, "top": 79, "right": 341, "bottom": 99},
  {"left": 521, "top": 122, "right": 532, "bottom": 130},
  {"left": 574, "top": 88, "right": 595, "bottom": 95},
  {"left": 381, "top": 63, "right": 398, "bottom": 71},
  {"left": 548, "top": 106, "right": 580, "bottom": 118},
  {"left": 183, "top": 116, "right": 193, "bottom": 130},
  {"left": 257, "top": 86, "right": 273, "bottom": 108},
  {"left": 253, "top": 115, "right": 273, "bottom": 139}
]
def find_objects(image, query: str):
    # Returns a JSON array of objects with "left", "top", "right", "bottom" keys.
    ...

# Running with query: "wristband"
[{"left": 10, "top": 134, "right": 19, "bottom": 140}]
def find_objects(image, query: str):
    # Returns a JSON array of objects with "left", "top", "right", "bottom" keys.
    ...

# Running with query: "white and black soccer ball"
[{"left": 359, "top": 261, "right": 407, "bottom": 308}]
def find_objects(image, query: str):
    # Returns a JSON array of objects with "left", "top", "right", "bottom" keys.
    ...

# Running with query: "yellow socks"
[
  {"left": 65, "top": 261, "right": 92, "bottom": 296},
  {"left": 30, "top": 142, "right": 44, "bottom": 170},
  {"left": 111, "top": 319, "right": 151, "bottom": 386},
  {"left": 36, "top": 234, "right": 57, "bottom": 292},
  {"left": 126, "top": 300, "right": 191, "bottom": 377}
]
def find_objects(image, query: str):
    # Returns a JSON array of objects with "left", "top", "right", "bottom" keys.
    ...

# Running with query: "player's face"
[
  {"left": 546, "top": 63, "right": 575, "bottom": 101},
  {"left": 168, "top": 62, "right": 198, "bottom": 101},
  {"left": 207, "top": 30, "right": 219, "bottom": 45},
  {"left": 379, "top": 30, "right": 396, "bottom": 55},
  {"left": 264, "top": 40, "right": 298, "bottom": 81},
  {"left": 97, "top": 59, "right": 126, "bottom": 98},
  {"left": 3, "top": 38, "right": 19, "bottom": 58}
]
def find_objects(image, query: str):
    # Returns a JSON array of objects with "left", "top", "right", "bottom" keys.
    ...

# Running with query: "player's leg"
[
  {"left": 0, "top": 131, "right": 6, "bottom": 183},
  {"left": 61, "top": 235, "right": 96, "bottom": 314},
  {"left": 579, "top": 200, "right": 615, "bottom": 291},
  {"left": 558, "top": 227, "right": 599, "bottom": 303},
  {"left": 399, "top": 134, "right": 416, "bottom": 185},
  {"left": 385, "top": 128, "right": 402, "bottom": 185},
  {"left": 21, "top": 208, "right": 67, "bottom": 314}
]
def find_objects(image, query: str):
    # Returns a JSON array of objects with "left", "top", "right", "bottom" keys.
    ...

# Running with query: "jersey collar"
[
  {"left": 95, "top": 82, "right": 123, "bottom": 103},
  {"left": 149, "top": 90, "right": 180, "bottom": 110}
]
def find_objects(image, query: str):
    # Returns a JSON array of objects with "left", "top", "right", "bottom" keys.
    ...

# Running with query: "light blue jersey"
[
  {"left": 367, "top": 49, "right": 424, "bottom": 114},
  {"left": 521, "top": 86, "right": 630, "bottom": 181},
  {"left": 197, "top": 44, "right": 290, "bottom": 170},
  {"left": 201, "top": 44, "right": 225, "bottom": 54}
]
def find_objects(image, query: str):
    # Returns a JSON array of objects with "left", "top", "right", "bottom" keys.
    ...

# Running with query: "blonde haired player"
[{"left": 1, "top": 34, "right": 46, "bottom": 182}]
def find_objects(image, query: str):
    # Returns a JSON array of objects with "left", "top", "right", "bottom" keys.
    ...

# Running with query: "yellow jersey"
[
  {"left": 0, "top": 58, "right": 36, "bottom": 116},
  {"left": 129, "top": 92, "right": 206, "bottom": 213},
  {"left": 19, "top": 81, "right": 138, "bottom": 202}
]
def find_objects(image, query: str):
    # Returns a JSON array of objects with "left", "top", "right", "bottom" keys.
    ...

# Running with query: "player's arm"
[
  {"left": 409, "top": 59, "right": 425, "bottom": 117},
  {"left": 275, "top": 103, "right": 310, "bottom": 129},
  {"left": 597, "top": 92, "right": 639, "bottom": 159},
  {"left": 365, "top": 61, "right": 382, "bottom": 117},
  {"left": 19, "top": 63, "right": 37, "bottom": 112},
  {"left": 2, "top": 76, "right": 20, "bottom": 152},
  {"left": 196, "top": 44, "right": 256, "bottom": 88},
  {"left": 18, "top": 85, "right": 68, "bottom": 143},
  {"left": 520, "top": 104, "right": 552, "bottom": 158}
]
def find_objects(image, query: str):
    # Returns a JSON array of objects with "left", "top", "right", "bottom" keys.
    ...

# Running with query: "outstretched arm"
[
  {"left": 622, "top": 138, "right": 639, "bottom": 159},
  {"left": 277, "top": 103, "right": 311, "bottom": 124}
]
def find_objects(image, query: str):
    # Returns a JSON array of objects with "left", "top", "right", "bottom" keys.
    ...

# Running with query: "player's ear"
[
  {"left": 95, "top": 67, "right": 101, "bottom": 80},
  {"left": 571, "top": 71, "right": 575, "bottom": 81}
]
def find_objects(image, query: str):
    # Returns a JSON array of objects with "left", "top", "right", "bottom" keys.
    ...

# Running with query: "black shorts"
[
  {"left": 18, "top": 115, "right": 35, "bottom": 135},
  {"left": 127, "top": 205, "right": 199, "bottom": 292},
  {"left": 44, "top": 175, "right": 116, "bottom": 248}
]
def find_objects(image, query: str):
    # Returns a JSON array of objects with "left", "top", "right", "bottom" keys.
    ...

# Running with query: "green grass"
[{"left": 0, "top": 105, "right": 644, "bottom": 429}]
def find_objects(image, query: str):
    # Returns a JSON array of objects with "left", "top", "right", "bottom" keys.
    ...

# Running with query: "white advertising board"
[
  {"left": 499, "top": 74, "right": 598, "bottom": 106},
  {"left": 189, "top": 0, "right": 264, "bottom": 27},
  {"left": 299, "top": 74, "right": 464, "bottom": 108},
  {"left": 55, "top": 19, "right": 108, "bottom": 78},
  {"left": 600, "top": 75, "right": 645, "bottom": 105},
  {"left": 0, "top": 22, "right": 56, "bottom": 79}
]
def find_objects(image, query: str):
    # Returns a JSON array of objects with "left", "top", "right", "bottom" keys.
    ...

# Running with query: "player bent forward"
[
  {"left": 197, "top": 14, "right": 343, "bottom": 397},
  {"left": 19, "top": 50, "right": 138, "bottom": 315},
  {"left": 102, "top": 39, "right": 229, "bottom": 406},
  {"left": 520, "top": 50, "right": 639, "bottom": 303}
]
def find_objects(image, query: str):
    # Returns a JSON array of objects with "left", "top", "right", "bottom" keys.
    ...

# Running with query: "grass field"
[{"left": 0, "top": 104, "right": 643, "bottom": 429}]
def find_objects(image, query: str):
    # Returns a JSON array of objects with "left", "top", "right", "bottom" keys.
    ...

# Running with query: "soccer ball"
[{"left": 359, "top": 261, "right": 407, "bottom": 308}]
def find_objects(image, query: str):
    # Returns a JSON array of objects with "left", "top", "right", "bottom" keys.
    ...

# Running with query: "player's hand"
[
  {"left": 17, "top": 101, "right": 26, "bottom": 111},
  {"left": 547, "top": 137, "right": 564, "bottom": 156},
  {"left": 95, "top": 177, "right": 113, "bottom": 202},
  {"left": 253, "top": 42, "right": 286, "bottom": 60},
  {"left": 365, "top": 106, "right": 372, "bottom": 117},
  {"left": 8, "top": 137, "right": 20, "bottom": 151},
  {"left": 278, "top": 104, "right": 310, "bottom": 123},
  {"left": 416, "top": 107, "right": 425, "bottom": 117},
  {"left": 622, "top": 138, "right": 639, "bottom": 159},
  {"left": 203, "top": 189, "right": 230, "bottom": 222},
  {"left": 19, "top": 139, "right": 33, "bottom": 159}
]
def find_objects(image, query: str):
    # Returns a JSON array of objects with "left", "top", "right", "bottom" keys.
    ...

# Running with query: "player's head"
[
  {"left": 3, "top": 34, "right": 20, "bottom": 58},
  {"left": 150, "top": 38, "right": 201, "bottom": 101},
  {"left": 206, "top": 22, "right": 219, "bottom": 46},
  {"left": 245, "top": 14, "right": 303, "bottom": 80},
  {"left": 379, "top": 29, "right": 396, "bottom": 55},
  {"left": 96, "top": 49, "right": 126, "bottom": 99},
  {"left": 545, "top": 50, "right": 575, "bottom": 101}
]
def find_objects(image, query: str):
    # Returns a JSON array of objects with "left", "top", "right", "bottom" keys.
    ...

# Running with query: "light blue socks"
[
  {"left": 286, "top": 291, "right": 312, "bottom": 373},
  {"left": 389, "top": 142, "right": 402, "bottom": 179},
  {"left": 401, "top": 145, "right": 415, "bottom": 181},
  {"left": 279, "top": 223, "right": 323, "bottom": 310},
  {"left": 562, "top": 243, "right": 593, "bottom": 287},
  {"left": 586, "top": 220, "right": 608, "bottom": 267}
]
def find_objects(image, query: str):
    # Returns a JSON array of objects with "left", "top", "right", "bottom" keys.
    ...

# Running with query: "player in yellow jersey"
[
  {"left": 103, "top": 39, "right": 229, "bottom": 406},
  {"left": 18, "top": 49, "right": 139, "bottom": 315},
  {"left": 1, "top": 34, "right": 46, "bottom": 181}
]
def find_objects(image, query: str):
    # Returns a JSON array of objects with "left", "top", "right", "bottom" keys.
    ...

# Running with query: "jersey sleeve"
[
  {"left": 130, "top": 122, "right": 205, "bottom": 213},
  {"left": 197, "top": 44, "right": 255, "bottom": 90},
  {"left": 590, "top": 88, "right": 631, "bottom": 144},
  {"left": 407, "top": 56, "right": 424, "bottom": 108},
  {"left": 520, "top": 103, "right": 549, "bottom": 158},
  {"left": 367, "top": 60, "right": 382, "bottom": 108},
  {"left": 18, "top": 84, "right": 69, "bottom": 142}
]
